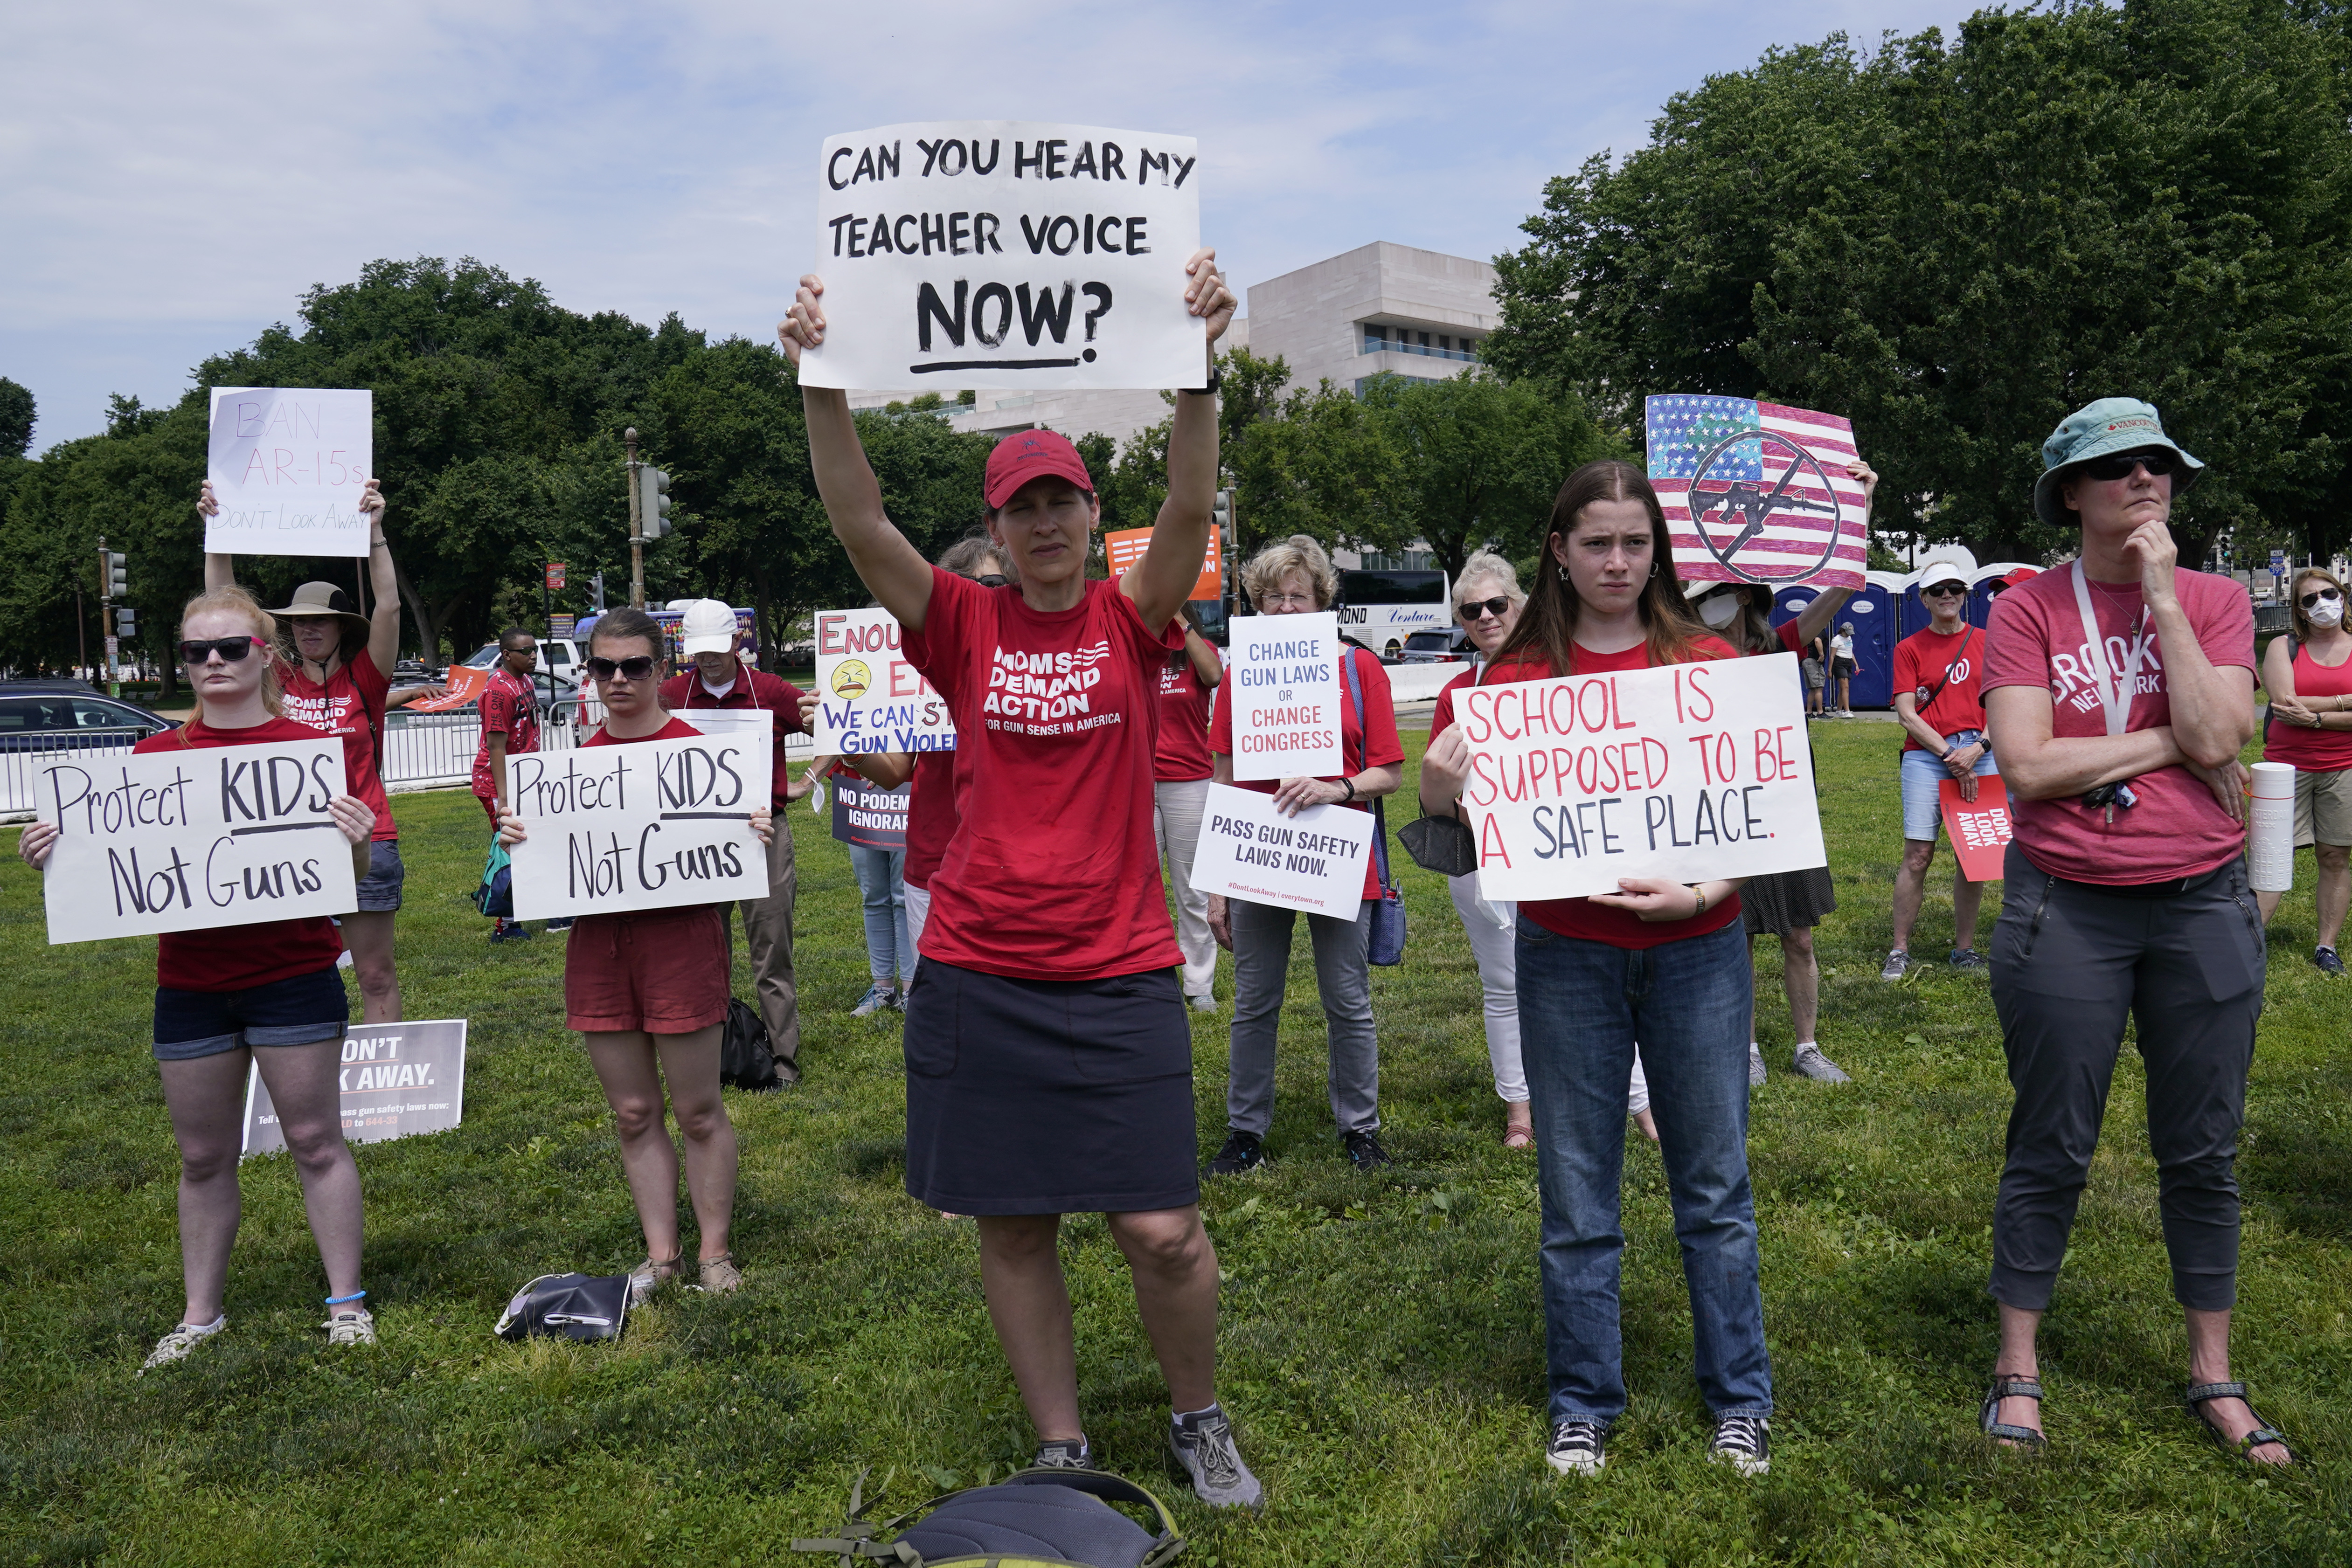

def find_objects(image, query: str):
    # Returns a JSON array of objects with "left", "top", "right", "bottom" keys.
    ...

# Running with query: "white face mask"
[
  {"left": 1699, "top": 592, "right": 1741, "bottom": 629},
  {"left": 2311, "top": 597, "right": 2345, "bottom": 629}
]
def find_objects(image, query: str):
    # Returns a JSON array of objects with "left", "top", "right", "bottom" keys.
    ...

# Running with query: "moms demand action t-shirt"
[
  {"left": 1153, "top": 657, "right": 1215, "bottom": 783},
  {"left": 277, "top": 649, "right": 396, "bottom": 841},
  {"left": 138, "top": 717, "right": 350, "bottom": 993},
  {"left": 1210, "top": 642, "right": 1403, "bottom": 902},
  {"left": 1982, "top": 565, "right": 2254, "bottom": 884},
  {"left": 1891, "top": 625, "right": 1985, "bottom": 751},
  {"left": 905, "top": 569, "right": 1185, "bottom": 980}
]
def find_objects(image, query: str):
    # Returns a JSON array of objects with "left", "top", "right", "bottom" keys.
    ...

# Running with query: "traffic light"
[
  {"left": 104, "top": 550, "right": 127, "bottom": 597},
  {"left": 590, "top": 571, "right": 607, "bottom": 611},
  {"left": 637, "top": 467, "right": 673, "bottom": 541},
  {"left": 1212, "top": 488, "right": 1233, "bottom": 544},
  {"left": 115, "top": 607, "right": 137, "bottom": 639}
]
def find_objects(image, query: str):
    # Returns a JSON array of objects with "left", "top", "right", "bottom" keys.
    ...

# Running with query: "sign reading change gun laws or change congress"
[
  {"left": 35, "top": 739, "right": 358, "bottom": 945},
  {"left": 1461, "top": 653, "right": 1826, "bottom": 902},
  {"left": 1227, "top": 611, "right": 1344, "bottom": 781},
  {"left": 205, "top": 387, "right": 375, "bottom": 558},
  {"left": 1189, "top": 783, "right": 1373, "bottom": 916},
  {"left": 813, "top": 607, "right": 956, "bottom": 756},
  {"left": 1646, "top": 395, "right": 1867, "bottom": 590},
  {"left": 798, "top": 122, "right": 1205, "bottom": 392},
  {"left": 242, "top": 1020, "right": 467, "bottom": 1159},
  {"left": 504, "top": 735, "right": 770, "bottom": 921}
]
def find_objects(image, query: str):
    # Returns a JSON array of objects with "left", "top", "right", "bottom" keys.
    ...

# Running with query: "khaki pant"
[{"left": 723, "top": 822, "right": 800, "bottom": 1077}]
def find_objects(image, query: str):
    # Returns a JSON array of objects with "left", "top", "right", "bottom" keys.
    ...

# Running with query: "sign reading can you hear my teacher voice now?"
[
  {"left": 243, "top": 1020, "right": 468, "bottom": 1159},
  {"left": 205, "top": 387, "right": 375, "bottom": 558},
  {"left": 35, "top": 739, "right": 358, "bottom": 945},
  {"left": 797, "top": 121, "right": 1204, "bottom": 392},
  {"left": 1462, "top": 653, "right": 1826, "bottom": 901},
  {"left": 505, "top": 735, "right": 770, "bottom": 921},
  {"left": 1228, "top": 611, "right": 1344, "bottom": 782}
]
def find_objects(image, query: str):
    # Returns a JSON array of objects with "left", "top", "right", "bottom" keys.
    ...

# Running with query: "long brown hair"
[
  {"left": 1491, "top": 460, "right": 1708, "bottom": 676},
  {"left": 178, "top": 584, "right": 286, "bottom": 731}
]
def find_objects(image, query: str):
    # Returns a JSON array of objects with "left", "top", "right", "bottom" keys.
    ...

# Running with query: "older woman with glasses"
[{"left": 2258, "top": 566, "right": 2352, "bottom": 969}]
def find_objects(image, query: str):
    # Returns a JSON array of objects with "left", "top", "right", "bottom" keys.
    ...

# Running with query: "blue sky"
[{"left": 1, "top": 0, "right": 1981, "bottom": 453}]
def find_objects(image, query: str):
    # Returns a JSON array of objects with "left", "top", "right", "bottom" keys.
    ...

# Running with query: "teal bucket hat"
[{"left": 2033, "top": 397, "right": 2204, "bottom": 529}]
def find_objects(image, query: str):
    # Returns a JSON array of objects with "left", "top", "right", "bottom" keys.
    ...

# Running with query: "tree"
[{"left": 0, "top": 377, "right": 34, "bottom": 459}]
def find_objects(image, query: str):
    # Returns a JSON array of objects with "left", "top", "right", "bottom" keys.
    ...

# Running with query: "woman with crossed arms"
[
  {"left": 1419, "top": 459, "right": 1771, "bottom": 1480},
  {"left": 780, "top": 251, "right": 1263, "bottom": 1507}
]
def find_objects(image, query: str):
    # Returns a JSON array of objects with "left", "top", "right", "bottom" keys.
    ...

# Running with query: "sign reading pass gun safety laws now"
[
  {"left": 798, "top": 121, "right": 1205, "bottom": 392},
  {"left": 1189, "top": 783, "right": 1372, "bottom": 915},
  {"left": 813, "top": 607, "right": 956, "bottom": 756},
  {"left": 1228, "top": 612, "right": 1343, "bottom": 781},
  {"left": 205, "top": 387, "right": 375, "bottom": 557},
  {"left": 35, "top": 739, "right": 358, "bottom": 945},
  {"left": 242, "top": 1020, "right": 468, "bottom": 1159},
  {"left": 505, "top": 735, "right": 770, "bottom": 921},
  {"left": 1461, "top": 653, "right": 1825, "bottom": 901}
]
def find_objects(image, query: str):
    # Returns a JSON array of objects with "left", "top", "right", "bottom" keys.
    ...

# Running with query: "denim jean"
[
  {"left": 1227, "top": 897, "right": 1378, "bottom": 1137},
  {"left": 850, "top": 844, "right": 911, "bottom": 988},
  {"left": 1517, "top": 914, "right": 1771, "bottom": 1425}
]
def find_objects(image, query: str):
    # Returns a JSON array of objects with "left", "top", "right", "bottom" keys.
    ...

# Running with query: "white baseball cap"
[
  {"left": 679, "top": 598, "right": 739, "bottom": 655},
  {"left": 1917, "top": 560, "right": 1970, "bottom": 592}
]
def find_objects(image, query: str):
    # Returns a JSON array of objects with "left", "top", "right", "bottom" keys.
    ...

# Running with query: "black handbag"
[{"left": 494, "top": 1272, "right": 630, "bottom": 1341}]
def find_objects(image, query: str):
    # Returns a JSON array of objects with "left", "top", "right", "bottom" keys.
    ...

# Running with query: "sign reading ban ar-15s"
[
  {"left": 35, "top": 739, "right": 358, "bottom": 945},
  {"left": 504, "top": 734, "right": 770, "bottom": 921}
]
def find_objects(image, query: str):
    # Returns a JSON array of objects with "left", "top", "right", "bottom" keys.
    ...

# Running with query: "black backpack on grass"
[
  {"left": 791, "top": 1467, "right": 1184, "bottom": 1568},
  {"left": 721, "top": 998, "right": 782, "bottom": 1091}
]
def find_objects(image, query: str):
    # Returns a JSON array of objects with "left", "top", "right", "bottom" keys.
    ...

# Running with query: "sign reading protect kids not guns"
[
  {"left": 205, "top": 387, "right": 375, "bottom": 557},
  {"left": 34, "top": 739, "right": 359, "bottom": 944},
  {"left": 814, "top": 608, "right": 956, "bottom": 756},
  {"left": 797, "top": 122, "right": 1204, "bottom": 392},
  {"left": 1461, "top": 653, "right": 1826, "bottom": 902},
  {"left": 504, "top": 735, "right": 770, "bottom": 921}
]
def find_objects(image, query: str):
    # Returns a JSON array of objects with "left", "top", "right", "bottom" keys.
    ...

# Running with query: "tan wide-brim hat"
[{"left": 268, "top": 581, "right": 371, "bottom": 639}]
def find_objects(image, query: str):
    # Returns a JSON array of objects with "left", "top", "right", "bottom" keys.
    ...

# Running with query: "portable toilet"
[
  {"left": 1839, "top": 572, "right": 1904, "bottom": 709},
  {"left": 1970, "top": 562, "right": 2042, "bottom": 627}
]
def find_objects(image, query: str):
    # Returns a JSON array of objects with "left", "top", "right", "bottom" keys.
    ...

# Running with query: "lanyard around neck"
[{"left": 2070, "top": 560, "right": 2147, "bottom": 738}]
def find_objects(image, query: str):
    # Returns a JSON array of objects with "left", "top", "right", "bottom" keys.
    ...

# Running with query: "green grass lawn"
[{"left": 2, "top": 722, "right": 2348, "bottom": 1565}]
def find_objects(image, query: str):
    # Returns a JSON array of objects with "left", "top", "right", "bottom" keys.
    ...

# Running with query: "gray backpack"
[{"left": 792, "top": 1466, "right": 1184, "bottom": 1568}]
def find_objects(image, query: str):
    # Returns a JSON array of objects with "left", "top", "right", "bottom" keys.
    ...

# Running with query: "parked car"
[
  {"left": 460, "top": 638, "right": 582, "bottom": 680},
  {"left": 1395, "top": 628, "right": 1474, "bottom": 663},
  {"left": 0, "top": 681, "right": 181, "bottom": 752}
]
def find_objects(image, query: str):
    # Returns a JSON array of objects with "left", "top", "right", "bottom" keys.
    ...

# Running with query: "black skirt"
[
  {"left": 902, "top": 958, "right": 1199, "bottom": 1216},
  {"left": 1741, "top": 864, "right": 1838, "bottom": 936}
]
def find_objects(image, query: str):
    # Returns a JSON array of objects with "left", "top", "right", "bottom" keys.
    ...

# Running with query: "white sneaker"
[
  {"left": 1547, "top": 1418, "right": 1606, "bottom": 1475},
  {"left": 1791, "top": 1043, "right": 1852, "bottom": 1084},
  {"left": 1187, "top": 993, "right": 1216, "bottom": 1013},
  {"left": 1748, "top": 1042, "right": 1766, "bottom": 1089},
  {"left": 140, "top": 1315, "right": 226, "bottom": 1374},
  {"left": 324, "top": 1308, "right": 377, "bottom": 1347}
]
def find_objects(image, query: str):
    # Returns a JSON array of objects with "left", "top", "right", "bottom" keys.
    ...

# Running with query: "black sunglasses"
[
  {"left": 180, "top": 636, "right": 263, "bottom": 665},
  {"left": 975, "top": 573, "right": 1013, "bottom": 588},
  {"left": 1457, "top": 596, "right": 1511, "bottom": 621},
  {"left": 1923, "top": 583, "right": 1967, "bottom": 598},
  {"left": 2301, "top": 587, "right": 2342, "bottom": 608},
  {"left": 2076, "top": 448, "right": 2182, "bottom": 483},
  {"left": 584, "top": 655, "right": 659, "bottom": 681}
]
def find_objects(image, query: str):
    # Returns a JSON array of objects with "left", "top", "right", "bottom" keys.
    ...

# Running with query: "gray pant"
[
  {"left": 1988, "top": 845, "right": 2263, "bottom": 1312},
  {"left": 1227, "top": 897, "right": 1379, "bottom": 1137},
  {"left": 722, "top": 822, "right": 800, "bottom": 1075}
]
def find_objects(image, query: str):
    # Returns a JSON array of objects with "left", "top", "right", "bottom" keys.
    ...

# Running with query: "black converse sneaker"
[
  {"left": 1711, "top": 1413, "right": 1770, "bottom": 1475},
  {"left": 1170, "top": 1404, "right": 1263, "bottom": 1510},
  {"left": 1547, "top": 1418, "right": 1606, "bottom": 1475},
  {"left": 1030, "top": 1437, "right": 1091, "bottom": 1470},
  {"left": 1205, "top": 1131, "right": 1266, "bottom": 1177}
]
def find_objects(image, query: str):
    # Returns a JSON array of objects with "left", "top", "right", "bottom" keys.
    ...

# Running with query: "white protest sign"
[
  {"left": 1189, "top": 783, "right": 1373, "bottom": 915},
  {"left": 243, "top": 1020, "right": 467, "bottom": 1159},
  {"left": 799, "top": 121, "right": 1204, "bottom": 391},
  {"left": 35, "top": 739, "right": 358, "bottom": 944},
  {"left": 813, "top": 607, "right": 956, "bottom": 756},
  {"left": 1227, "top": 612, "right": 1344, "bottom": 781},
  {"left": 505, "top": 735, "right": 770, "bottom": 921},
  {"left": 205, "top": 387, "right": 375, "bottom": 557},
  {"left": 1461, "top": 652, "right": 1825, "bottom": 901}
]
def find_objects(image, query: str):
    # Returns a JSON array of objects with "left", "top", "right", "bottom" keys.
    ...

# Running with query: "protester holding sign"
[
  {"left": 658, "top": 600, "right": 812, "bottom": 1081},
  {"left": 1978, "top": 400, "right": 2281, "bottom": 1465},
  {"left": 1202, "top": 535, "right": 1403, "bottom": 1177},
  {"left": 2257, "top": 565, "right": 2352, "bottom": 967},
  {"left": 19, "top": 585, "right": 380, "bottom": 1370},
  {"left": 778, "top": 249, "right": 1266, "bottom": 1507},
  {"left": 1882, "top": 560, "right": 2002, "bottom": 982},
  {"left": 499, "top": 608, "right": 775, "bottom": 1305},
  {"left": 1418, "top": 459, "right": 1774, "bottom": 1479},
  {"left": 474, "top": 628, "right": 543, "bottom": 945},
  {"left": 200, "top": 479, "right": 411, "bottom": 1025},
  {"left": 1157, "top": 603, "right": 1223, "bottom": 1011}
]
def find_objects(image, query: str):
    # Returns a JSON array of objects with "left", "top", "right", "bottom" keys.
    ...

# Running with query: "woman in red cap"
[{"left": 778, "top": 250, "right": 1263, "bottom": 1509}]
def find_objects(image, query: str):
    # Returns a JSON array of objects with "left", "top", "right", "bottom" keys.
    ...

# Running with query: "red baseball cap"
[{"left": 984, "top": 428, "right": 1095, "bottom": 510}]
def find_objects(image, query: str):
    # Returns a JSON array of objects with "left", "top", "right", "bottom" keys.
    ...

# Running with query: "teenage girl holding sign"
[
  {"left": 1418, "top": 459, "right": 1774, "bottom": 1480},
  {"left": 20, "top": 587, "right": 379, "bottom": 1370},
  {"left": 497, "top": 609, "right": 775, "bottom": 1304},
  {"left": 778, "top": 251, "right": 1264, "bottom": 1508}
]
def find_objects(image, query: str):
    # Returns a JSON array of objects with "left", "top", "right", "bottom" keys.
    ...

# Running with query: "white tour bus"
[{"left": 1336, "top": 567, "right": 1450, "bottom": 660}]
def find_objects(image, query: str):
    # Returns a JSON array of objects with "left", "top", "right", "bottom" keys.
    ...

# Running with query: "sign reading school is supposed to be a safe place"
[
  {"left": 505, "top": 734, "right": 770, "bottom": 922},
  {"left": 1228, "top": 611, "right": 1344, "bottom": 782},
  {"left": 796, "top": 121, "right": 1204, "bottom": 392},
  {"left": 1461, "top": 653, "right": 1826, "bottom": 901},
  {"left": 813, "top": 608, "right": 956, "bottom": 756}
]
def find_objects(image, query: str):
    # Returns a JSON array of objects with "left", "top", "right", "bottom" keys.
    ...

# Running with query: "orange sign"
[
  {"left": 409, "top": 663, "right": 489, "bottom": 712},
  {"left": 1104, "top": 526, "right": 1220, "bottom": 603},
  {"left": 1939, "top": 774, "right": 2012, "bottom": 882}
]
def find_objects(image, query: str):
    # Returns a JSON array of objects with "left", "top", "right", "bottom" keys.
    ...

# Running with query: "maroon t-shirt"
[
  {"left": 278, "top": 648, "right": 395, "bottom": 841},
  {"left": 1152, "top": 656, "right": 1215, "bottom": 782},
  {"left": 902, "top": 749, "right": 958, "bottom": 891},
  {"left": 658, "top": 665, "right": 811, "bottom": 806}
]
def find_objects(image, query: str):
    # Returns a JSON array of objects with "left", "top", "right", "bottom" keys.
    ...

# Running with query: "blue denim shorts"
[
  {"left": 1900, "top": 731, "right": 1998, "bottom": 841},
  {"left": 153, "top": 967, "right": 349, "bottom": 1061},
  {"left": 354, "top": 839, "right": 405, "bottom": 912}
]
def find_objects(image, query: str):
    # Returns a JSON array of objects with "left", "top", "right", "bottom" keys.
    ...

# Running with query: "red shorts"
[{"left": 563, "top": 905, "right": 731, "bottom": 1035}]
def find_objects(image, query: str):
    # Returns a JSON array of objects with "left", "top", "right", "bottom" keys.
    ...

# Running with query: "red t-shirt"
[
  {"left": 902, "top": 749, "right": 958, "bottom": 891},
  {"left": 904, "top": 569, "right": 1184, "bottom": 979},
  {"left": 139, "top": 716, "right": 351, "bottom": 992},
  {"left": 1153, "top": 656, "right": 1216, "bottom": 782},
  {"left": 1210, "top": 642, "right": 1405, "bottom": 901},
  {"left": 657, "top": 665, "right": 811, "bottom": 806},
  {"left": 472, "top": 666, "right": 541, "bottom": 798},
  {"left": 583, "top": 716, "right": 703, "bottom": 749},
  {"left": 1982, "top": 565, "right": 2255, "bottom": 884},
  {"left": 1891, "top": 625, "right": 1987, "bottom": 752},
  {"left": 278, "top": 649, "right": 395, "bottom": 840},
  {"left": 1465, "top": 635, "right": 1748, "bottom": 949},
  {"left": 2261, "top": 642, "right": 2352, "bottom": 773}
]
